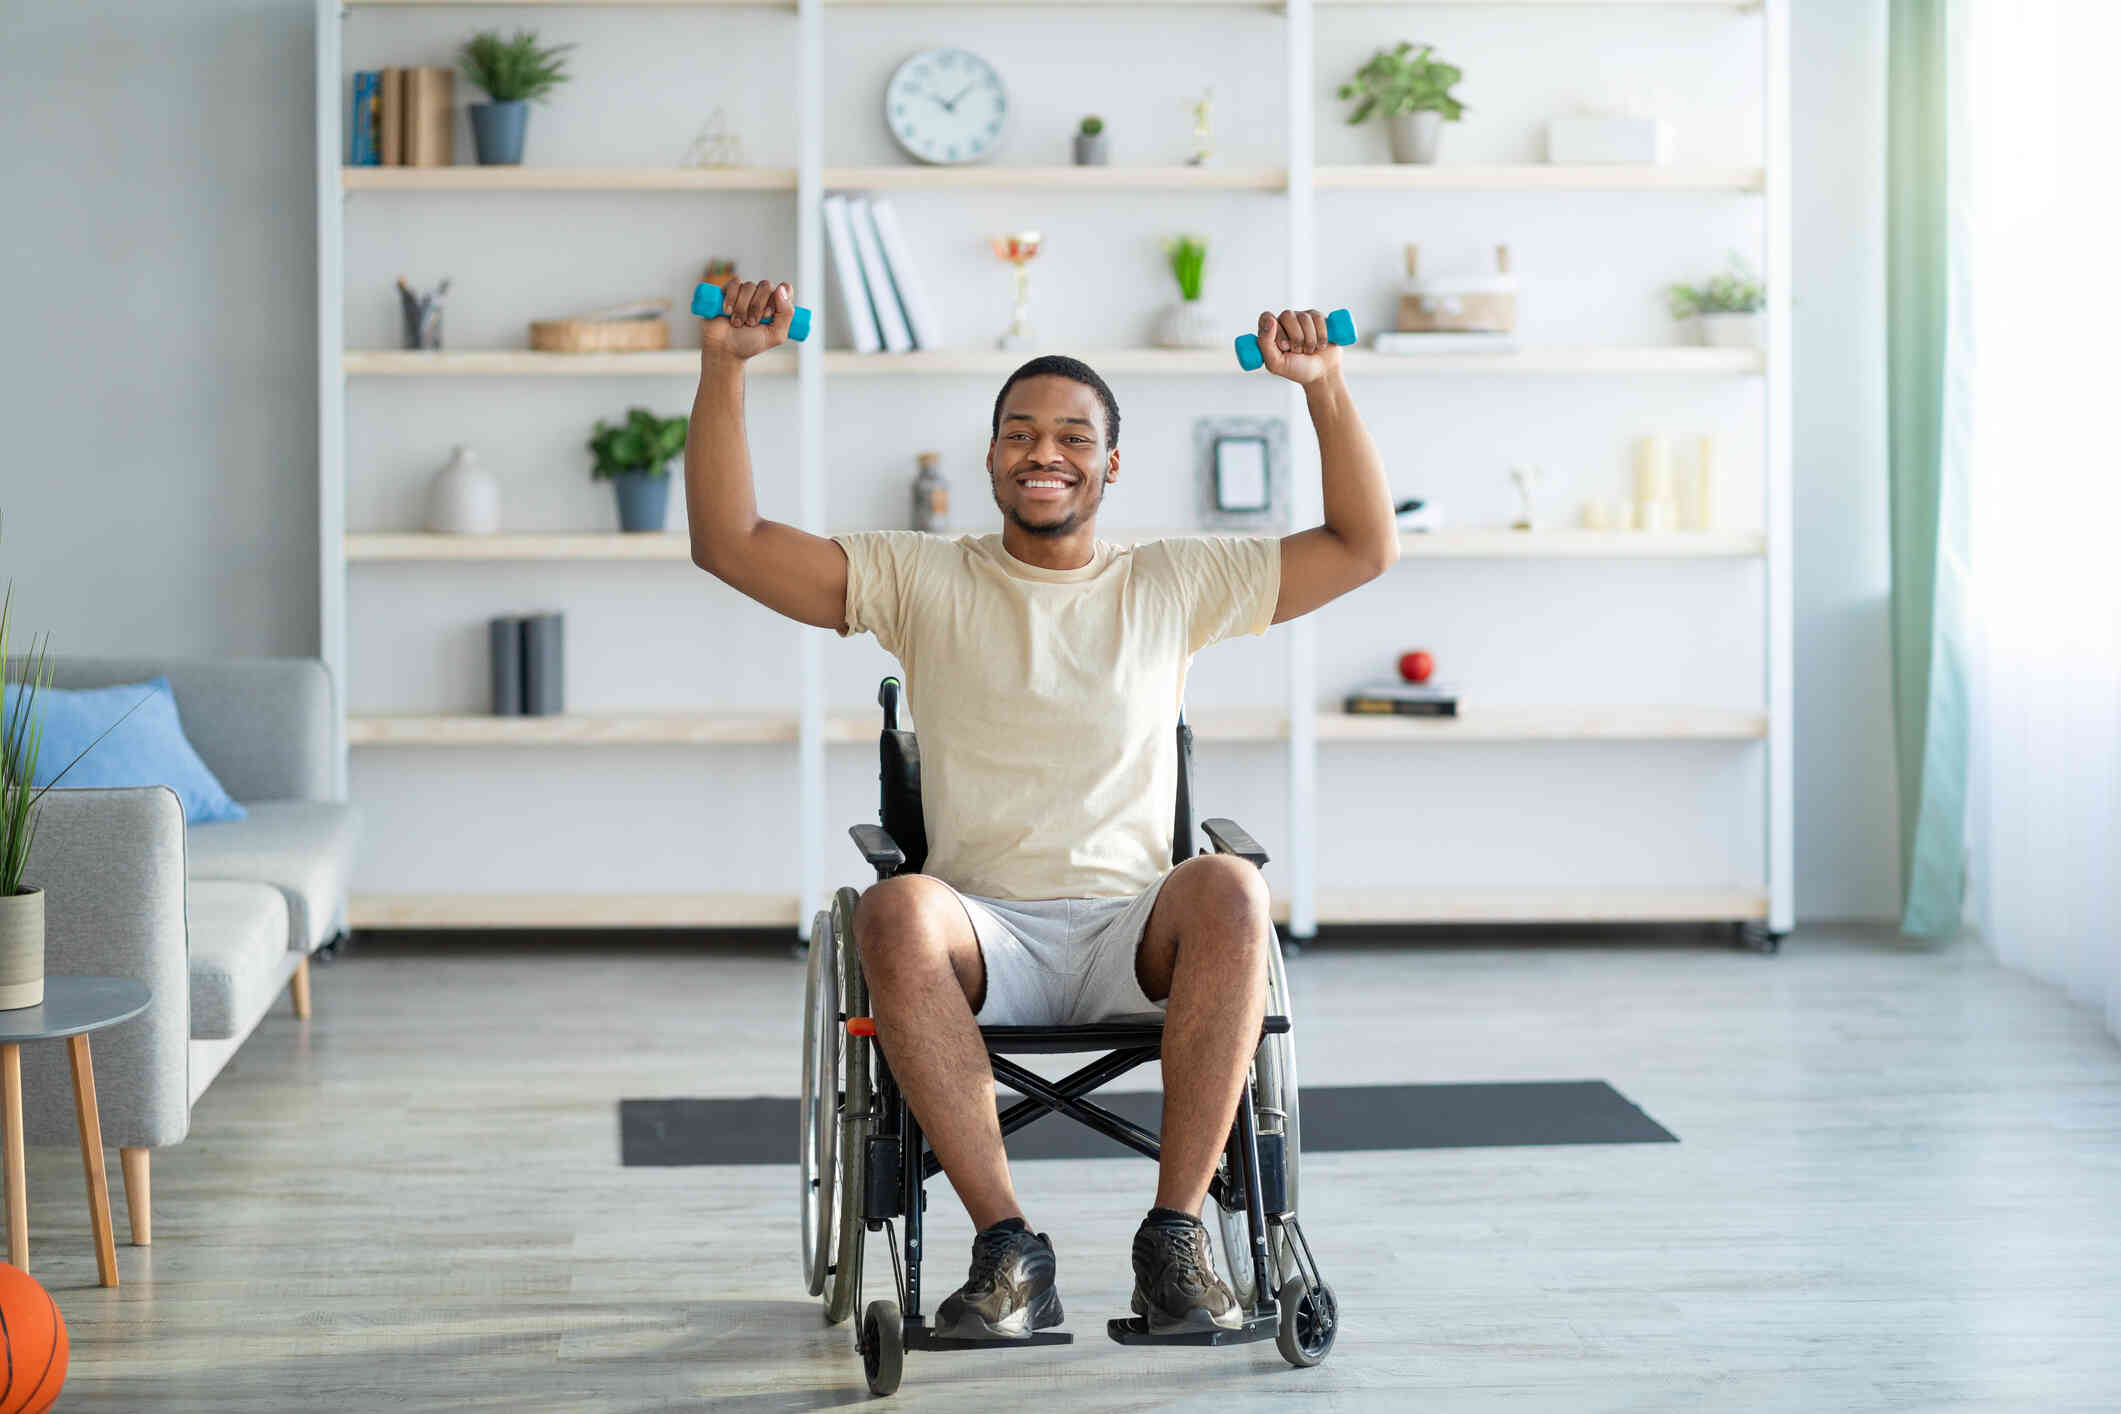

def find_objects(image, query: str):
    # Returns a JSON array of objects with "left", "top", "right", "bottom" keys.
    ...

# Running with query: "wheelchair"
[{"left": 800, "top": 676, "right": 1337, "bottom": 1397}]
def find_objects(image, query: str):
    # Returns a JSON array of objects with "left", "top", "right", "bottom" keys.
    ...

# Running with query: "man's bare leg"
[
  {"left": 853, "top": 875, "right": 1023, "bottom": 1231},
  {"left": 1134, "top": 854, "right": 1272, "bottom": 1215}
]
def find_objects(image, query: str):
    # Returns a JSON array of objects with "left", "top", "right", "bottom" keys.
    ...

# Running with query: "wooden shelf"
[
  {"left": 343, "top": 346, "right": 1760, "bottom": 377},
  {"left": 1317, "top": 164, "right": 1762, "bottom": 192},
  {"left": 1320, "top": 706, "right": 1766, "bottom": 741},
  {"left": 1397, "top": 529, "right": 1764, "bottom": 558},
  {"left": 347, "top": 0, "right": 1757, "bottom": 10},
  {"left": 344, "top": 166, "right": 795, "bottom": 191},
  {"left": 350, "top": 892, "right": 805, "bottom": 929},
  {"left": 1312, "top": 887, "right": 1769, "bottom": 924}
]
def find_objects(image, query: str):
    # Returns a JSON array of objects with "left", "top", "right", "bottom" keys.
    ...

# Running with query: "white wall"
[{"left": 0, "top": 0, "right": 1897, "bottom": 922}]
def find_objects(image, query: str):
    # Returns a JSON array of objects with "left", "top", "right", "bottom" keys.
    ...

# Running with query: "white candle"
[
  {"left": 1692, "top": 435, "right": 1716, "bottom": 530},
  {"left": 1634, "top": 434, "right": 1671, "bottom": 505}
]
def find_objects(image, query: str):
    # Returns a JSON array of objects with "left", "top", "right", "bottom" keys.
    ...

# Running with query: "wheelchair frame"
[{"left": 800, "top": 677, "right": 1336, "bottom": 1396}]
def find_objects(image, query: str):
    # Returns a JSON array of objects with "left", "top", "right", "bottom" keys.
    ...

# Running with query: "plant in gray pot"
[
  {"left": 458, "top": 28, "right": 576, "bottom": 166},
  {"left": 0, "top": 569, "right": 151, "bottom": 1011},
  {"left": 1074, "top": 115, "right": 1108, "bottom": 166},
  {"left": 1337, "top": 41, "right": 1467, "bottom": 165},
  {"left": 590, "top": 407, "right": 688, "bottom": 532}
]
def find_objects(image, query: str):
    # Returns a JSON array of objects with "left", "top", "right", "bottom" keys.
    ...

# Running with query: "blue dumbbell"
[
  {"left": 691, "top": 282, "right": 813, "bottom": 342},
  {"left": 1235, "top": 308, "right": 1358, "bottom": 371}
]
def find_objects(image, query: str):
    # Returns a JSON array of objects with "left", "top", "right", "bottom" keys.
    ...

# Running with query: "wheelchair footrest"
[
  {"left": 902, "top": 1322, "right": 1075, "bottom": 1352},
  {"left": 1105, "top": 1312, "right": 1279, "bottom": 1347}
]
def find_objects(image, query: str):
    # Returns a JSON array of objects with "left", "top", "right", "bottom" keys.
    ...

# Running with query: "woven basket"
[{"left": 529, "top": 317, "right": 671, "bottom": 353}]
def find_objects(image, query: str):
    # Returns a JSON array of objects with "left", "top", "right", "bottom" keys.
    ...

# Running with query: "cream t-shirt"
[{"left": 832, "top": 530, "right": 1282, "bottom": 901}]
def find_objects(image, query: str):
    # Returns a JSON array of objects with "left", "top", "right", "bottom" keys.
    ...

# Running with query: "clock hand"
[{"left": 940, "top": 82, "right": 977, "bottom": 112}]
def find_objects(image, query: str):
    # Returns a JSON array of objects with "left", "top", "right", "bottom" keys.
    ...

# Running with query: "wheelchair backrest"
[{"left": 874, "top": 676, "right": 1198, "bottom": 876}]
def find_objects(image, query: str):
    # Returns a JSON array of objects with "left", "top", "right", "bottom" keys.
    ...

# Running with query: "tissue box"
[{"left": 1546, "top": 116, "right": 1672, "bottom": 165}]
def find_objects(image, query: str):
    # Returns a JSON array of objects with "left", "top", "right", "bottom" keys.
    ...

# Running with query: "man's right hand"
[{"left": 701, "top": 280, "right": 795, "bottom": 362}]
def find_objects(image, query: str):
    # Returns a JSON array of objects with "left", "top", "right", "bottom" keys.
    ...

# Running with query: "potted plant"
[
  {"left": 1667, "top": 254, "right": 1765, "bottom": 347},
  {"left": 1074, "top": 115, "right": 1107, "bottom": 166},
  {"left": 1337, "top": 41, "right": 1467, "bottom": 165},
  {"left": 589, "top": 407, "right": 687, "bottom": 532},
  {"left": 457, "top": 28, "right": 576, "bottom": 166},
  {"left": 1, "top": 560, "right": 152, "bottom": 1010},
  {"left": 1153, "top": 234, "right": 1220, "bottom": 350}
]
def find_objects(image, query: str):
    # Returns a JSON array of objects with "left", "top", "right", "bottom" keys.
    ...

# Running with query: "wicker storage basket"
[{"left": 529, "top": 316, "right": 671, "bottom": 353}]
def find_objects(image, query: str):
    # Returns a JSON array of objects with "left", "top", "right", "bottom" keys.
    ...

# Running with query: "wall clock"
[{"left": 884, "top": 48, "right": 1006, "bottom": 166}]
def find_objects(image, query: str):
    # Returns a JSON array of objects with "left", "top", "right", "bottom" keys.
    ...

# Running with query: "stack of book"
[
  {"left": 1343, "top": 679, "right": 1460, "bottom": 717},
  {"left": 821, "top": 193, "right": 944, "bottom": 354},
  {"left": 489, "top": 613, "right": 564, "bottom": 716},
  {"left": 349, "top": 68, "right": 455, "bottom": 167}
]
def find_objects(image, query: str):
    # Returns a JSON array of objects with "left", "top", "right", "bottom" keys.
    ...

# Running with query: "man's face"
[{"left": 988, "top": 375, "right": 1114, "bottom": 538}]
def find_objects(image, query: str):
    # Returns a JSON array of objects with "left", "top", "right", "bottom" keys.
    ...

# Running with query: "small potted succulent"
[
  {"left": 589, "top": 407, "right": 687, "bottom": 532},
  {"left": 458, "top": 28, "right": 576, "bottom": 166},
  {"left": 1667, "top": 254, "right": 1765, "bottom": 347},
  {"left": 1073, "top": 115, "right": 1107, "bottom": 166},
  {"left": 1154, "top": 234, "right": 1219, "bottom": 349},
  {"left": 1337, "top": 41, "right": 1467, "bottom": 165}
]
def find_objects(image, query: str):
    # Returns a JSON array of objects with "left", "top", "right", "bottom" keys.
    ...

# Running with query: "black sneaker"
[
  {"left": 933, "top": 1223, "right": 1064, "bottom": 1340},
  {"left": 1130, "top": 1215, "right": 1242, "bottom": 1334}
]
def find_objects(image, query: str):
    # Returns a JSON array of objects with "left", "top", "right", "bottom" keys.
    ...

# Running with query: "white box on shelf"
[{"left": 1546, "top": 116, "right": 1673, "bottom": 166}]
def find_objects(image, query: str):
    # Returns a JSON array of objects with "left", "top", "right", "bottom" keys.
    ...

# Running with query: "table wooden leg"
[
  {"left": 2, "top": 1042, "right": 23, "bottom": 1273},
  {"left": 68, "top": 1035, "right": 119, "bottom": 1287}
]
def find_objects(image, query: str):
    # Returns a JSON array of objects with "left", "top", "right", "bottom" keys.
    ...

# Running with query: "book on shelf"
[
  {"left": 1343, "top": 680, "right": 1460, "bottom": 716},
  {"left": 847, "top": 196, "right": 915, "bottom": 353},
  {"left": 867, "top": 197, "right": 943, "bottom": 351},
  {"left": 404, "top": 66, "right": 454, "bottom": 168},
  {"left": 820, "top": 195, "right": 883, "bottom": 354},
  {"left": 1371, "top": 331, "right": 1518, "bottom": 355},
  {"left": 379, "top": 67, "right": 405, "bottom": 166},
  {"left": 349, "top": 71, "right": 381, "bottom": 165}
]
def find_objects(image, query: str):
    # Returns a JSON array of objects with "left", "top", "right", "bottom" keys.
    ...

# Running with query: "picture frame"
[{"left": 1193, "top": 415, "right": 1289, "bottom": 530}]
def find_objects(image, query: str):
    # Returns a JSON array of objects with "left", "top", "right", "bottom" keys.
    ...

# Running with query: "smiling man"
[{"left": 688, "top": 280, "right": 1395, "bottom": 1342}]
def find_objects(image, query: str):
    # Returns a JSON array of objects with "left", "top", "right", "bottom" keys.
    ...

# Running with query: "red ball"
[
  {"left": 1398, "top": 650, "right": 1434, "bottom": 684},
  {"left": 0, "top": 1262, "right": 66, "bottom": 1413}
]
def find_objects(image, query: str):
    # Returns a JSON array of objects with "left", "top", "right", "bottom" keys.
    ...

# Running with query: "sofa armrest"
[{"left": 16, "top": 786, "right": 193, "bottom": 1149}]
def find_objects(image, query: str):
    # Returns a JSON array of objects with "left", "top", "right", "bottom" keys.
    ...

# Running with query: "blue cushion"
[{"left": 2, "top": 675, "right": 247, "bottom": 824}]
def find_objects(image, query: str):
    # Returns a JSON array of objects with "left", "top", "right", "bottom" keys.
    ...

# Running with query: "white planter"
[
  {"left": 0, "top": 886, "right": 45, "bottom": 1011},
  {"left": 1697, "top": 312, "right": 1763, "bottom": 348},
  {"left": 1155, "top": 300, "right": 1222, "bottom": 350},
  {"left": 426, "top": 444, "right": 500, "bottom": 534},
  {"left": 1386, "top": 111, "right": 1444, "bottom": 164}
]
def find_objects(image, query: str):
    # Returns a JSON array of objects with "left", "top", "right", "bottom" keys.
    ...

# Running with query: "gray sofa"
[{"left": 4, "top": 655, "right": 359, "bottom": 1245}]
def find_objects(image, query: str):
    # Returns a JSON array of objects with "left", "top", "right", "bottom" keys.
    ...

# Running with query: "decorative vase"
[
  {"left": 1697, "top": 312, "right": 1763, "bottom": 348},
  {"left": 1155, "top": 299, "right": 1222, "bottom": 350},
  {"left": 0, "top": 886, "right": 45, "bottom": 1012},
  {"left": 1073, "top": 132, "right": 1108, "bottom": 166},
  {"left": 426, "top": 444, "right": 500, "bottom": 534},
  {"left": 469, "top": 100, "right": 529, "bottom": 165},
  {"left": 612, "top": 469, "right": 672, "bottom": 532},
  {"left": 1386, "top": 110, "right": 1444, "bottom": 164}
]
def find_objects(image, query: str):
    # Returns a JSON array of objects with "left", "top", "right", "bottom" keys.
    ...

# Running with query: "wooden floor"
[{"left": 24, "top": 923, "right": 2121, "bottom": 1412}]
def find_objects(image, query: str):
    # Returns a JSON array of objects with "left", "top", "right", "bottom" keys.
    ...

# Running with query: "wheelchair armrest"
[
  {"left": 849, "top": 823, "right": 905, "bottom": 875},
  {"left": 1199, "top": 817, "right": 1269, "bottom": 868}
]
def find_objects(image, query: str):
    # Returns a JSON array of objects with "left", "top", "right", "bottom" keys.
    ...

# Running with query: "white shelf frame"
[{"left": 318, "top": 0, "right": 1790, "bottom": 939}]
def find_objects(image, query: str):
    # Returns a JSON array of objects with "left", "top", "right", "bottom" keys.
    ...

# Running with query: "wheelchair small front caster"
[
  {"left": 861, "top": 1300, "right": 903, "bottom": 1396},
  {"left": 1735, "top": 922, "right": 1783, "bottom": 955},
  {"left": 1275, "top": 1275, "right": 1337, "bottom": 1368}
]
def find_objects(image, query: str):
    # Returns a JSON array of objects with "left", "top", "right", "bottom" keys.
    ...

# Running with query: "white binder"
[
  {"left": 821, "top": 194, "right": 882, "bottom": 354},
  {"left": 868, "top": 197, "right": 944, "bottom": 352},
  {"left": 848, "top": 196, "right": 914, "bottom": 354}
]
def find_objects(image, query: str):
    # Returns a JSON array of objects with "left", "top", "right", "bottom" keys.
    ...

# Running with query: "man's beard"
[{"left": 993, "top": 468, "right": 1100, "bottom": 537}]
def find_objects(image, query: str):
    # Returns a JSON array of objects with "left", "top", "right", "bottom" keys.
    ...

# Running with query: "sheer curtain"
[{"left": 1963, "top": 0, "right": 2121, "bottom": 1042}]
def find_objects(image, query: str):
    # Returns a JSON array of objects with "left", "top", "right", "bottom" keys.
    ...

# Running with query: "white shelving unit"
[{"left": 317, "top": 0, "right": 1792, "bottom": 942}]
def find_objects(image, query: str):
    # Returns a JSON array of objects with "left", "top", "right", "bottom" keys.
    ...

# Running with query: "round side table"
[{"left": 0, "top": 976, "right": 151, "bottom": 1287}]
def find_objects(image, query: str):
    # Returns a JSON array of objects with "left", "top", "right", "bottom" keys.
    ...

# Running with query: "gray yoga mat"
[{"left": 619, "top": 1081, "right": 1674, "bottom": 1167}]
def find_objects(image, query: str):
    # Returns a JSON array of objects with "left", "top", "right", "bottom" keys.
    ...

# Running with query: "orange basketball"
[{"left": 0, "top": 1263, "right": 66, "bottom": 1414}]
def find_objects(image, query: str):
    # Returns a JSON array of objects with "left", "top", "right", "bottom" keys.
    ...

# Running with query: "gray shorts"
[{"left": 935, "top": 873, "right": 1176, "bottom": 1028}]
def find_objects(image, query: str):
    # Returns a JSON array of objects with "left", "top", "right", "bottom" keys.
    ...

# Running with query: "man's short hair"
[{"left": 990, "top": 356, "right": 1120, "bottom": 454}]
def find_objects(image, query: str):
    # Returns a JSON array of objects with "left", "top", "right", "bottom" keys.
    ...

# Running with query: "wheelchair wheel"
[
  {"left": 822, "top": 885, "right": 870, "bottom": 1327},
  {"left": 862, "top": 1299, "right": 904, "bottom": 1396},
  {"left": 1274, "top": 1274, "right": 1337, "bottom": 1368},
  {"left": 800, "top": 908, "right": 839, "bottom": 1299},
  {"left": 1216, "top": 929, "right": 1303, "bottom": 1305}
]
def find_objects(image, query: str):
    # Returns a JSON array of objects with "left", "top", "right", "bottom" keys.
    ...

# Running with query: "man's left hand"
[{"left": 1254, "top": 308, "right": 1342, "bottom": 386}]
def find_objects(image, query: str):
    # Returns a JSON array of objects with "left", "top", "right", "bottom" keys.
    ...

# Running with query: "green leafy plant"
[
  {"left": 1337, "top": 42, "right": 1467, "bottom": 124},
  {"left": 1162, "top": 234, "right": 1207, "bottom": 302},
  {"left": 458, "top": 29, "right": 576, "bottom": 104},
  {"left": 588, "top": 408, "right": 687, "bottom": 480},
  {"left": 1, "top": 518, "right": 153, "bottom": 899},
  {"left": 1667, "top": 254, "right": 1765, "bottom": 318},
  {"left": 1079, "top": 115, "right": 1104, "bottom": 137}
]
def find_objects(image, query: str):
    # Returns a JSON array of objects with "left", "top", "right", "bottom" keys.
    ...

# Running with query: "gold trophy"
[{"left": 990, "top": 231, "right": 1043, "bottom": 352}]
